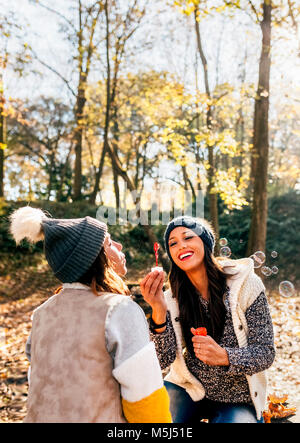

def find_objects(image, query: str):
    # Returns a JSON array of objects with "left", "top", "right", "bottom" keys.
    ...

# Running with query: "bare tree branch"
[
  {"left": 30, "top": 48, "right": 76, "bottom": 98},
  {"left": 247, "top": 0, "right": 261, "bottom": 23},
  {"left": 29, "top": 0, "right": 77, "bottom": 32},
  {"left": 287, "top": 0, "right": 300, "bottom": 56}
]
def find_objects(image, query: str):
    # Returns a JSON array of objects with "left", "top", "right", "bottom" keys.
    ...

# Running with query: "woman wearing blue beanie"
[{"left": 140, "top": 216, "right": 275, "bottom": 423}]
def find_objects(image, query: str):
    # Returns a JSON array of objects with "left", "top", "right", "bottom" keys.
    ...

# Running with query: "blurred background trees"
[{"left": 0, "top": 0, "right": 299, "bottom": 285}]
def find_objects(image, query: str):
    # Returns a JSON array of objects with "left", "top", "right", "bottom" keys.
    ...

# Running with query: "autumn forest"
[{"left": 0, "top": 0, "right": 299, "bottom": 423}]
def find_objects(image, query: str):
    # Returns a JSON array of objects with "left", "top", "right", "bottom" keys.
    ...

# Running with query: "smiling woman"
[
  {"left": 161, "top": 217, "right": 228, "bottom": 343},
  {"left": 168, "top": 228, "right": 206, "bottom": 275},
  {"left": 140, "top": 216, "right": 275, "bottom": 423}
]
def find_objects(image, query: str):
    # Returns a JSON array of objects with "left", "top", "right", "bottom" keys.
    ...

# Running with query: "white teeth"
[{"left": 179, "top": 252, "right": 193, "bottom": 260}]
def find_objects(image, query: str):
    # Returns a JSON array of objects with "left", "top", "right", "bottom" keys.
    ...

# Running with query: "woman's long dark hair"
[
  {"left": 169, "top": 243, "right": 229, "bottom": 354},
  {"left": 78, "top": 247, "right": 130, "bottom": 296}
]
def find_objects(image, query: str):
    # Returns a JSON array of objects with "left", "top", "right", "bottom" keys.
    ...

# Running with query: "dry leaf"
[
  {"left": 268, "top": 394, "right": 288, "bottom": 404},
  {"left": 264, "top": 393, "right": 297, "bottom": 422},
  {"left": 262, "top": 411, "right": 272, "bottom": 423}
]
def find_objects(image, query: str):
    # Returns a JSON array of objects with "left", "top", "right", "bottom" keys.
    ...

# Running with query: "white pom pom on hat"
[{"left": 9, "top": 206, "right": 46, "bottom": 245}]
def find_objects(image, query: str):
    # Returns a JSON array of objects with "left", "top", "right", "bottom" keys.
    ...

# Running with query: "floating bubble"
[
  {"left": 279, "top": 281, "right": 295, "bottom": 298},
  {"left": 254, "top": 251, "right": 266, "bottom": 265},
  {"left": 261, "top": 266, "right": 272, "bottom": 277},
  {"left": 219, "top": 238, "right": 228, "bottom": 246},
  {"left": 220, "top": 246, "right": 231, "bottom": 257},
  {"left": 271, "top": 251, "right": 278, "bottom": 258},
  {"left": 250, "top": 254, "right": 263, "bottom": 268},
  {"left": 271, "top": 266, "right": 279, "bottom": 275}
]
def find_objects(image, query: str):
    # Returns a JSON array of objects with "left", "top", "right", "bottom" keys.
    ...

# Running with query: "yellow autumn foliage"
[{"left": 211, "top": 168, "right": 249, "bottom": 210}]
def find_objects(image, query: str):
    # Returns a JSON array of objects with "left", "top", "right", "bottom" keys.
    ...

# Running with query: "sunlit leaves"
[
  {"left": 194, "top": 128, "right": 239, "bottom": 155},
  {"left": 211, "top": 167, "right": 249, "bottom": 209},
  {"left": 173, "top": 0, "right": 242, "bottom": 20}
]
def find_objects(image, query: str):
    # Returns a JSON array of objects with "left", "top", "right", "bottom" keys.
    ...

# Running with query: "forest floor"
[{"left": 0, "top": 259, "right": 299, "bottom": 423}]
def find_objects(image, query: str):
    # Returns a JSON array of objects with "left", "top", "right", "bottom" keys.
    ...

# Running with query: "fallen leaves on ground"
[
  {"left": 263, "top": 394, "right": 297, "bottom": 423},
  {"left": 266, "top": 292, "right": 300, "bottom": 421},
  {"left": 0, "top": 262, "right": 58, "bottom": 423},
  {"left": 0, "top": 269, "right": 299, "bottom": 423}
]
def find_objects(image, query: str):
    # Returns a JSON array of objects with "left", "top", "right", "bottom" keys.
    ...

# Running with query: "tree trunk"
[
  {"left": 73, "top": 2, "right": 102, "bottom": 201},
  {"left": 90, "top": 142, "right": 108, "bottom": 205},
  {"left": 247, "top": 2, "right": 272, "bottom": 255},
  {"left": 182, "top": 165, "right": 189, "bottom": 190},
  {"left": 111, "top": 100, "right": 121, "bottom": 211},
  {"left": 182, "top": 165, "right": 196, "bottom": 202},
  {"left": 47, "top": 148, "right": 56, "bottom": 201},
  {"left": 0, "top": 88, "right": 5, "bottom": 198},
  {"left": 0, "top": 149, "right": 3, "bottom": 198},
  {"left": 0, "top": 149, "right": 4, "bottom": 198},
  {"left": 89, "top": 0, "right": 111, "bottom": 205},
  {"left": 57, "top": 143, "right": 73, "bottom": 201},
  {"left": 235, "top": 105, "right": 245, "bottom": 184},
  {"left": 73, "top": 77, "right": 86, "bottom": 201},
  {"left": 194, "top": 8, "right": 219, "bottom": 238},
  {"left": 207, "top": 145, "right": 219, "bottom": 239},
  {"left": 113, "top": 162, "right": 120, "bottom": 210}
]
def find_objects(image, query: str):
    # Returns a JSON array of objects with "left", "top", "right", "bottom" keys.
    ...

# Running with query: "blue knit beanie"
[{"left": 164, "top": 216, "right": 215, "bottom": 262}]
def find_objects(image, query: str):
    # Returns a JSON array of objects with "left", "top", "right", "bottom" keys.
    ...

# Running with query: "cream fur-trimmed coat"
[{"left": 163, "top": 257, "right": 270, "bottom": 420}]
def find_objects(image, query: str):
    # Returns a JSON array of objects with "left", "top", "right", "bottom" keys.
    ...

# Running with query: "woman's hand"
[
  {"left": 140, "top": 270, "right": 167, "bottom": 329},
  {"left": 191, "top": 332, "right": 229, "bottom": 366},
  {"left": 140, "top": 269, "right": 167, "bottom": 312}
]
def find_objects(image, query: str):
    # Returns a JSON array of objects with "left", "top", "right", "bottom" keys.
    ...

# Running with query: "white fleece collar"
[
  {"left": 219, "top": 257, "right": 254, "bottom": 280},
  {"left": 62, "top": 282, "right": 91, "bottom": 290}
]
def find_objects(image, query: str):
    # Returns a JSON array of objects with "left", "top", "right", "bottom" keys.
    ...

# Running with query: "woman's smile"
[{"left": 178, "top": 250, "right": 194, "bottom": 261}]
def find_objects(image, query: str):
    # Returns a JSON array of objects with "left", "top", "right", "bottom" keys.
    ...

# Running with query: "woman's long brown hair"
[
  {"left": 78, "top": 247, "right": 130, "bottom": 296},
  {"left": 169, "top": 244, "right": 229, "bottom": 354}
]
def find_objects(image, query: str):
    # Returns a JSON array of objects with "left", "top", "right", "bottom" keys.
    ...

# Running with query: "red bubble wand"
[
  {"left": 152, "top": 242, "right": 163, "bottom": 272},
  {"left": 154, "top": 242, "right": 159, "bottom": 267}
]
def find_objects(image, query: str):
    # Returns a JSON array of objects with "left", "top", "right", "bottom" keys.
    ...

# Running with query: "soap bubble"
[
  {"left": 261, "top": 266, "right": 272, "bottom": 277},
  {"left": 254, "top": 251, "right": 266, "bottom": 265},
  {"left": 219, "top": 238, "right": 228, "bottom": 246},
  {"left": 271, "top": 251, "right": 278, "bottom": 258},
  {"left": 271, "top": 266, "right": 279, "bottom": 275},
  {"left": 250, "top": 251, "right": 266, "bottom": 268},
  {"left": 279, "top": 281, "right": 295, "bottom": 298},
  {"left": 220, "top": 246, "right": 231, "bottom": 257},
  {"left": 250, "top": 254, "right": 263, "bottom": 268}
]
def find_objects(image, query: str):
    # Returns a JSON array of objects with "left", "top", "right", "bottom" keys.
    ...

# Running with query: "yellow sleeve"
[{"left": 122, "top": 386, "right": 172, "bottom": 423}]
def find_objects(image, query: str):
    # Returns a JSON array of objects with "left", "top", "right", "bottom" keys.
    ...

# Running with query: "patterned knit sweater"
[{"left": 150, "top": 258, "right": 275, "bottom": 420}]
